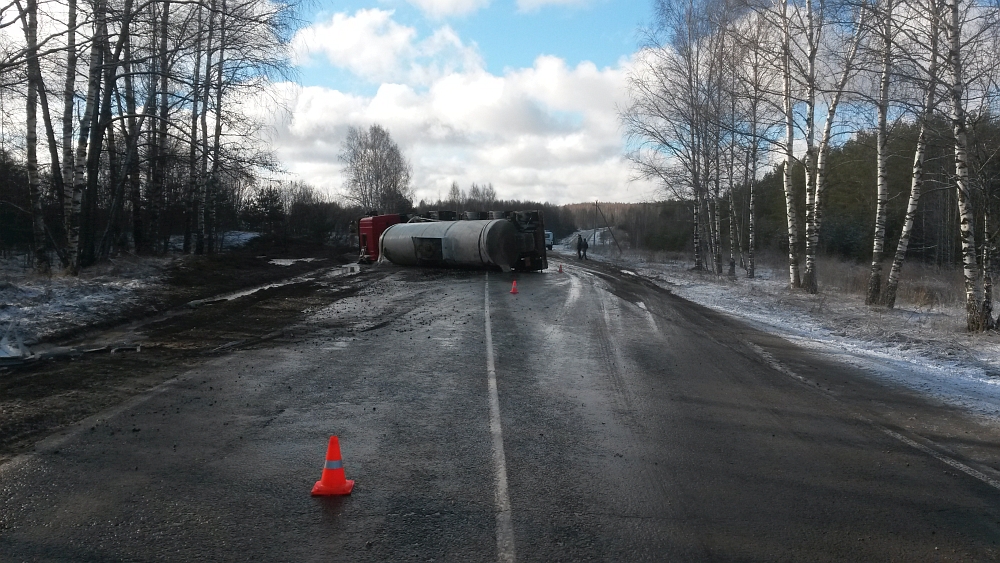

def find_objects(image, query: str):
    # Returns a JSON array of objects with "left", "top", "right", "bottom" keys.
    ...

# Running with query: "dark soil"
[{"left": 0, "top": 239, "right": 374, "bottom": 465}]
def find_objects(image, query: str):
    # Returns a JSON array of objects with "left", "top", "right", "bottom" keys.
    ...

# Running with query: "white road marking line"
[
  {"left": 745, "top": 340, "right": 1000, "bottom": 493},
  {"left": 878, "top": 427, "right": 1000, "bottom": 490},
  {"left": 636, "top": 302, "right": 659, "bottom": 334},
  {"left": 563, "top": 274, "right": 582, "bottom": 308},
  {"left": 484, "top": 273, "right": 516, "bottom": 563}
]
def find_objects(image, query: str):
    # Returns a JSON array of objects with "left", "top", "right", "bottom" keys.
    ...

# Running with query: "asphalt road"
[{"left": 2, "top": 257, "right": 1000, "bottom": 562}]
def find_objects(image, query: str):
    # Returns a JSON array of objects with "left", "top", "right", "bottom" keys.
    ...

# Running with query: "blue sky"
[
  {"left": 300, "top": 1, "right": 650, "bottom": 76},
  {"left": 269, "top": 0, "right": 659, "bottom": 204}
]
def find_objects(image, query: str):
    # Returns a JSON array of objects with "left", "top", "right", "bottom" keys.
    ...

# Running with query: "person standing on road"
[
  {"left": 576, "top": 234, "right": 584, "bottom": 259},
  {"left": 582, "top": 236, "right": 589, "bottom": 260}
]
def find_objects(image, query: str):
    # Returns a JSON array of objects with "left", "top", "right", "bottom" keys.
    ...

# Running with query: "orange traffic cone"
[
  {"left": 510, "top": 280, "right": 519, "bottom": 294},
  {"left": 558, "top": 264, "right": 563, "bottom": 273},
  {"left": 311, "top": 436, "right": 354, "bottom": 496}
]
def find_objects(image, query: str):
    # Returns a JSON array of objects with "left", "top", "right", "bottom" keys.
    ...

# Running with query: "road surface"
[{"left": 2, "top": 256, "right": 1000, "bottom": 561}]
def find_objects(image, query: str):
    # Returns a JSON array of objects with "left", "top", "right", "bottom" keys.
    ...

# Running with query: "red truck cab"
[{"left": 358, "top": 214, "right": 404, "bottom": 263}]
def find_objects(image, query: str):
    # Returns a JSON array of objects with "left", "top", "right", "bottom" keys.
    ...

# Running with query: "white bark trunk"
[
  {"left": 67, "top": 0, "right": 105, "bottom": 274},
  {"left": 946, "top": 0, "right": 983, "bottom": 330},
  {"left": 885, "top": 0, "right": 938, "bottom": 309},
  {"left": 22, "top": 0, "right": 48, "bottom": 273},
  {"left": 802, "top": 0, "right": 821, "bottom": 293},
  {"left": 208, "top": 0, "right": 226, "bottom": 254},
  {"left": 185, "top": 0, "right": 203, "bottom": 254},
  {"left": 867, "top": 0, "right": 894, "bottom": 306},
  {"left": 782, "top": 0, "right": 801, "bottom": 288},
  {"left": 197, "top": 0, "right": 217, "bottom": 255},
  {"left": 61, "top": 0, "right": 77, "bottom": 210}
]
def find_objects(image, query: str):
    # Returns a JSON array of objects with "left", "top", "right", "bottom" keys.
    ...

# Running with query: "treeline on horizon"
[{"left": 1, "top": 118, "right": 975, "bottom": 267}]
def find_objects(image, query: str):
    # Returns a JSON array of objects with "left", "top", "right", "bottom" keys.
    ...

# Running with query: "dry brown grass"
[
  {"left": 811, "top": 256, "right": 964, "bottom": 309},
  {"left": 603, "top": 245, "right": 966, "bottom": 310}
]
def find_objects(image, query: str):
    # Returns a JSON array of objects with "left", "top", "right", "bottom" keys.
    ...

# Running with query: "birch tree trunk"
[
  {"left": 82, "top": 38, "right": 105, "bottom": 267},
  {"left": 61, "top": 0, "right": 76, "bottom": 221},
  {"left": 67, "top": 0, "right": 106, "bottom": 274},
  {"left": 22, "top": 0, "right": 49, "bottom": 273},
  {"left": 709, "top": 182, "right": 723, "bottom": 274},
  {"left": 197, "top": 0, "right": 218, "bottom": 255},
  {"left": 97, "top": 54, "right": 121, "bottom": 261},
  {"left": 208, "top": 0, "right": 226, "bottom": 253},
  {"left": 727, "top": 125, "right": 739, "bottom": 278},
  {"left": 945, "top": 0, "right": 985, "bottom": 330},
  {"left": 982, "top": 210, "right": 993, "bottom": 326},
  {"left": 36, "top": 74, "right": 64, "bottom": 221},
  {"left": 866, "top": 0, "right": 894, "bottom": 305},
  {"left": 87, "top": 23, "right": 126, "bottom": 264},
  {"left": 885, "top": 0, "right": 938, "bottom": 309},
  {"left": 185, "top": 0, "right": 204, "bottom": 254},
  {"left": 802, "top": 0, "right": 822, "bottom": 293},
  {"left": 122, "top": 31, "right": 143, "bottom": 253},
  {"left": 812, "top": 24, "right": 862, "bottom": 292},
  {"left": 748, "top": 124, "right": 758, "bottom": 279},
  {"left": 157, "top": 0, "right": 171, "bottom": 253},
  {"left": 147, "top": 0, "right": 171, "bottom": 254},
  {"left": 693, "top": 197, "right": 703, "bottom": 270},
  {"left": 781, "top": 0, "right": 801, "bottom": 288}
]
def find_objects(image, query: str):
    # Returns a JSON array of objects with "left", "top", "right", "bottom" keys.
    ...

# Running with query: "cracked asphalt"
[{"left": 2, "top": 257, "right": 1000, "bottom": 561}]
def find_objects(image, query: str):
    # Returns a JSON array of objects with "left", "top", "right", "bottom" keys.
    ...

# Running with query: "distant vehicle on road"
[{"left": 544, "top": 230, "right": 554, "bottom": 250}]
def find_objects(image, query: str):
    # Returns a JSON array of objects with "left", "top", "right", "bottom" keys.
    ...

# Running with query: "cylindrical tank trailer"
[
  {"left": 356, "top": 210, "right": 548, "bottom": 271},
  {"left": 379, "top": 219, "right": 520, "bottom": 270}
]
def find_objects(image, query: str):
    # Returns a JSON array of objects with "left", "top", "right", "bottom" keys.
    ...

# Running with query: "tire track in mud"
[
  {"left": 0, "top": 266, "right": 380, "bottom": 466},
  {"left": 583, "top": 271, "right": 675, "bottom": 513}
]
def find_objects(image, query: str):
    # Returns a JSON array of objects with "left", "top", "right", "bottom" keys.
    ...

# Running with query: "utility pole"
[
  {"left": 595, "top": 201, "right": 623, "bottom": 255},
  {"left": 593, "top": 201, "right": 598, "bottom": 245}
]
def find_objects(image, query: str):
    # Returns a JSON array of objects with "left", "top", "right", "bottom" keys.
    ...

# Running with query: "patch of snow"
[
  {"left": 0, "top": 255, "right": 171, "bottom": 345},
  {"left": 166, "top": 231, "right": 260, "bottom": 252},
  {"left": 269, "top": 258, "right": 323, "bottom": 266},
  {"left": 0, "top": 320, "right": 30, "bottom": 359},
  {"left": 218, "top": 231, "right": 260, "bottom": 250}
]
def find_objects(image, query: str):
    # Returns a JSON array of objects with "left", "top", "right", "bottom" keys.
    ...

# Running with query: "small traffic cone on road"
[
  {"left": 311, "top": 436, "right": 354, "bottom": 496},
  {"left": 510, "top": 280, "right": 519, "bottom": 294},
  {"left": 558, "top": 264, "right": 563, "bottom": 273}
]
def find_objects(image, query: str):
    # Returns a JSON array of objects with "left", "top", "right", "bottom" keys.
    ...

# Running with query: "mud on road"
[{"left": 0, "top": 242, "right": 368, "bottom": 465}]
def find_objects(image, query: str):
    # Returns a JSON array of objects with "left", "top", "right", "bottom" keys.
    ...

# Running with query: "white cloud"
[
  {"left": 405, "top": 0, "right": 492, "bottom": 18},
  {"left": 290, "top": 9, "right": 481, "bottom": 85},
  {"left": 516, "top": 0, "right": 591, "bottom": 12},
  {"left": 271, "top": 11, "right": 654, "bottom": 204},
  {"left": 291, "top": 9, "right": 414, "bottom": 81}
]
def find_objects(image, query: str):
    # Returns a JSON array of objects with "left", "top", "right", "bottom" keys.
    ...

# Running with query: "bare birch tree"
[
  {"left": 884, "top": 0, "right": 940, "bottom": 308},
  {"left": 340, "top": 124, "right": 414, "bottom": 213},
  {"left": 942, "top": 0, "right": 1000, "bottom": 330},
  {"left": 18, "top": 0, "right": 48, "bottom": 272},
  {"left": 865, "top": 0, "right": 897, "bottom": 305}
]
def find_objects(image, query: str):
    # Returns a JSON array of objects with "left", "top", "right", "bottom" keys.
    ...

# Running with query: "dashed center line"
[{"left": 484, "top": 272, "right": 515, "bottom": 563}]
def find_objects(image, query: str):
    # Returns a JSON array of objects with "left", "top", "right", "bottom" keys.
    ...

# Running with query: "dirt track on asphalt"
[{"left": 0, "top": 241, "right": 358, "bottom": 464}]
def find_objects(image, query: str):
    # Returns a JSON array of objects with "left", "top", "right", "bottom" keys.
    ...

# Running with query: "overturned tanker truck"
[{"left": 357, "top": 210, "right": 548, "bottom": 272}]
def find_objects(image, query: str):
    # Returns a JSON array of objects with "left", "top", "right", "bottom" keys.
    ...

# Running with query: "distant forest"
[{"left": 0, "top": 119, "right": 986, "bottom": 267}]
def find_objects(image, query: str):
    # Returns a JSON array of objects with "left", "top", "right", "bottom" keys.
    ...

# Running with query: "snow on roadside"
[
  {"left": 0, "top": 232, "right": 261, "bottom": 347},
  {"left": 0, "top": 255, "right": 172, "bottom": 346},
  {"left": 573, "top": 245, "right": 1000, "bottom": 422}
]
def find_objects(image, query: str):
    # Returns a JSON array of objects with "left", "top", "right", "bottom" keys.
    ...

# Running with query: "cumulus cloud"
[
  {"left": 406, "top": 0, "right": 492, "bottom": 18},
  {"left": 516, "top": 0, "right": 591, "bottom": 12},
  {"left": 290, "top": 10, "right": 414, "bottom": 81},
  {"left": 272, "top": 11, "right": 653, "bottom": 204},
  {"left": 290, "top": 9, "right": 481, "bottom": 85}
]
